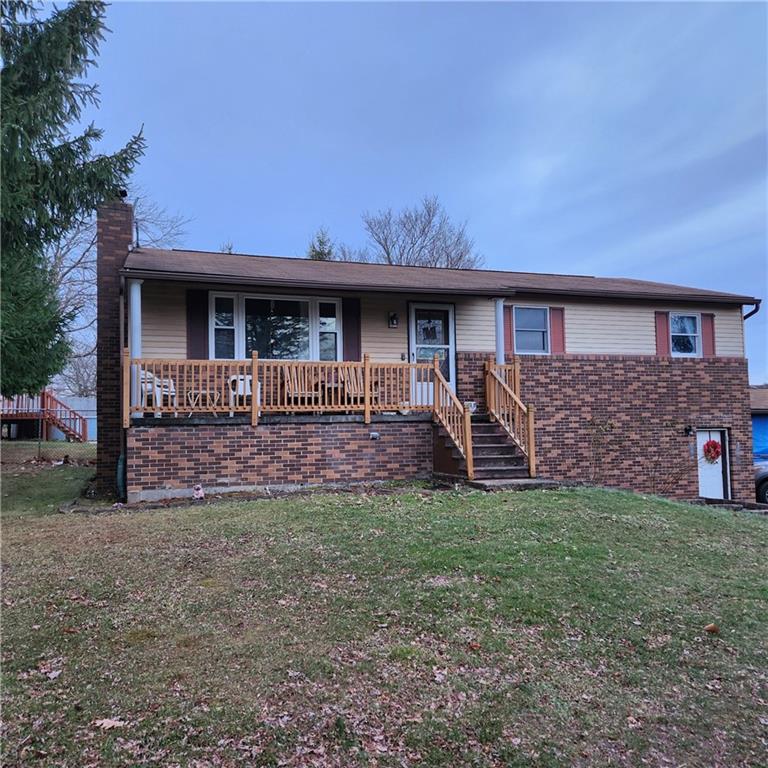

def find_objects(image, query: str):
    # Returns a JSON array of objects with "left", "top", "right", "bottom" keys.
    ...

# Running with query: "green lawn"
[
  {"left": 1, "top": 465, "right": 95, "bottom": 518},
  {"left": 2, "top": 488, "right": 767, "bottom": 766}
]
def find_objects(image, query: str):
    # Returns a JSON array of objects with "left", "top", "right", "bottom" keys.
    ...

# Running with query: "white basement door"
[{"left": 696, "top": 429, "right": 729, "bottom": 500}]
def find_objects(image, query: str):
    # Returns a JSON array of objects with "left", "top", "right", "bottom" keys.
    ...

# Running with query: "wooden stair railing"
[
  {"left": 485, "top": 361, "right": 536, "bottom": 477},
  {"left": 43, "top": 391, "right": 89, "bottom": 442},
  {"left": 0, "top": 390, "right": 88, "bottom": 442},
  {"left": 432, "top": 356, "right": 474, "bottom": 480}
]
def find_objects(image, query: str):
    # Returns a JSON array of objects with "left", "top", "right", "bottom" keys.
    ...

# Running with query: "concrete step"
[
  {"left": 470, "top": 466, "right": 531, "bottom": 480},
  {"left": 468, "top": 478, "right": 562, "bottom": 492}
]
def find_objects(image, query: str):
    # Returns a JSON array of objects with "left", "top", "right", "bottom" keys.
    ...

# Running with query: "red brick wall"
[
  {"left": 96, "top": 202, "right": 133, "bottom": 493},
  {"left": 126, "top": 419, "right": 433, "bottom": 502},
  {"left": 458, "top": 353, "right": 752, "bottom": 500},
  {"left": 456, "top": 351, "right": 489, "bottom": 411}
]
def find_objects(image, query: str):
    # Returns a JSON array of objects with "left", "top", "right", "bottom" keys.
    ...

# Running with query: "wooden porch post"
[
  {"left": 485, "top": 357, "right": 494, "bottom": 420},
  {"left": 432, "top": 354, "right": 440, "bottom": 421},
  {"left": 122, "top": 347, "right": 130, "bottom": 428},
  {"left": 527, "top": 404, "right": 536, "bottom": 478},
  {"left": 251, "top": 351, "right": 259, "bottom": 427},
  {"left": 514, "top": 359, "right": 521, "bottom": 397},
  {"left": 363, "top": 354, "right": 371, "bottom": 424},
  {"left": 463, "top": 407, "right": 474, "bottom": 481}
]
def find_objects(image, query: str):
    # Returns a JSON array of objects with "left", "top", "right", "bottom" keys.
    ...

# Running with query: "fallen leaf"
[{"left": 93, "top": 718, "right": 127, "bottom": 730}]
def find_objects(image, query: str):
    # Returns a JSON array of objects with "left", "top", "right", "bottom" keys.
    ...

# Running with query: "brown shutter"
[
  {"left": 503, "top": 305, "right": 514, "bottom": 359},
  {"left": 701, "top": 313, "right": 716, "bottom": 357},
  {"left": 342, "top": 297, "right": 361, "bottom": 361},
  {"left": 655, "top": 311, "right": 670, "bottom": 356},
  {"left": 186, "top": 289, "right": 209, "bottom": 358},
  {"left": 550, "top": 307, "right": 565, "bottom": 354}
]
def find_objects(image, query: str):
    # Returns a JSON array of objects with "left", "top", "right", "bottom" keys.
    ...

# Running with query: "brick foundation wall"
[
  {"left": 456, "top": 351, "right": 491, "bottom": 411},
  {"left": 96, "top": 201, "right": 133, "bottom": 494},
  {"left": 126, "top": 418, "right": 433, "bottom": 502},
  {"left": 460, "top": 354, "right": 752, "bottom": 501}
]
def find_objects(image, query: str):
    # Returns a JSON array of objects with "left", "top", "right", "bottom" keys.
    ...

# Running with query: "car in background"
[{"left": 756, "top": 458, "right": 768, "bottom": 504}]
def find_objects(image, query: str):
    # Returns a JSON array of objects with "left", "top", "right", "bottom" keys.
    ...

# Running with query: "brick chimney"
[{"left": 96, "top": 200, "right": 133, "bottom": 495}]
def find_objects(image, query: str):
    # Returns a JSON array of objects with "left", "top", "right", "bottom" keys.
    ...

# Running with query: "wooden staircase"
[
  {"left": 0, "top": 391, "right": 89, "bottom": 442},
  {"left": 466, "top": 416, "right": 530, "bottom": 479},
  {"left": 435, "top": 416, "right": 529, "bottom": 481}
]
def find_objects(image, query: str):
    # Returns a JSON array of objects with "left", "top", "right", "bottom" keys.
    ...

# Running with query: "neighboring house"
[
  {"left": 751, "top": 386, "right": 768, "bottom": 459},
  {"left": 96, "top": 201, "right": 759, "bottom": 503}
]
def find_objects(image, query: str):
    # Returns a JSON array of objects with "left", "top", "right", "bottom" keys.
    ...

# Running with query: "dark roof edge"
[{"left": 120, "top": 267, "right": 757, "bottom": 305}]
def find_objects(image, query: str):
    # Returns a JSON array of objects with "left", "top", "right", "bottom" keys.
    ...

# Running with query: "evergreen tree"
[
  {"left": 307, "top": 228, "right": 334, "bottom": 261},
  {"left": 1, "top": 1, "right": 145, "bottom": 395}
]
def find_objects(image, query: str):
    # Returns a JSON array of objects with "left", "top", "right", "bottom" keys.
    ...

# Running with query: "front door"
[
  {"left": 696, "top": 429, "right": 730, "bottom": 500},
  {"left": 409, "top": 304, "right": 456, "bottom": 402}
]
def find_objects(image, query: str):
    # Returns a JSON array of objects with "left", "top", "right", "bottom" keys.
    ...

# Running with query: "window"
[
  {"left": 213, "top": 296, "right": 236, "bottom": 359},
  {"left": 670, "top": 313, "right": 700, "bottom": 357},
  {"left": 318, "top": 302, "right": 339, "bottom": 361},
  {"left": 210, "top": 294, "right": 341, "bottom": 360},
  {"left": 514, "top": 306, "right": 549, "bottom": 354},
  {"left": 245, "top": 298, "right": 310, "bottom": 360}
]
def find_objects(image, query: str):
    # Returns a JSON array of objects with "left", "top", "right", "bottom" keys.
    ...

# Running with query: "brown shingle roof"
[
  {"left": 121, "top": 247, "right": 758, "bottom": 305},
  {"left": 751, "top": 386, "right": 768, "bottom": 412}
]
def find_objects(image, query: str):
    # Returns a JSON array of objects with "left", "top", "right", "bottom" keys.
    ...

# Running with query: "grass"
[
  {"left": 1, "top": 440, "right": 96, "bottom": 518},
  {"left": 1, "top": 439, "right": 96, "bottom": 464},
  {"left": 1, "top": 466, "right": 94, "bottom": 518},
  {"left": 2, "top": 487, "right": 767, "bottom": 766}
]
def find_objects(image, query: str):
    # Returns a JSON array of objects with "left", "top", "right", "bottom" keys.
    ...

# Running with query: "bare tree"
[
  {"left": 48, "top": 187, "right": 188, "bottom": 396},
  {"left": 338, "top": 196, "right": 482, "bottom": 269},
  {"left": 56, "top": 338, "right": 97, "bottom": 397}
]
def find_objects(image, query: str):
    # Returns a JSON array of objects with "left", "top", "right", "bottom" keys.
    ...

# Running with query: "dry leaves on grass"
[{"left": 93, "top": 718, "right": 127, "bottom": 730}]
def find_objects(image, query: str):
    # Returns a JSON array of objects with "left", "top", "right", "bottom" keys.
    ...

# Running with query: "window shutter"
[
  {"left": 503, "top": 305, "right": 514, "bottom": 360},
  {"left": 186, "top": 289, "right": 209, "bottom": 358},
  {"left": 550, "top": 307, "right": 565, "bottom": 354},
  {"left": 655, "top": 311, "right": 670, "bottom": 356},
  {"left": 342, "top": 297, "right": 361, "bottom": 361},
  {"left": 701, "top": 313, "right": 716, "bottom": 357}
]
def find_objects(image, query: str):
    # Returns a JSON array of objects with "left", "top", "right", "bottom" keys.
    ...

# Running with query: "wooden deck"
[
  {"left": 1, "top": 391, "right": 89, "bottom": 442},
  {"left": 122, "top": 354, "right": 538, "bottom": 482}
]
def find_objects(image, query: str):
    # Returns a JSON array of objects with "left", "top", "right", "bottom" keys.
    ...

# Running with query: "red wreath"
[{"left": 703, "top": 439, "right": 722, "bottom": 464}]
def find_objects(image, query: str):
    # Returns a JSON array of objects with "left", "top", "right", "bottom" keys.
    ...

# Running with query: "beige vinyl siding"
[
  {"left": 141, "top": 281, "right": 187, "bottom": 358},
  {"left": 360, "top": 294, "right": 408, "bottom": 362},
  {"left": 136, "top": 282, "right": 745, "bottom": 361},
  {"left": 455, "top": 298, "right": 495, "bottom": 352},
  {"left": 360, "top": 295, "right": 496, "bottom": 360},
  {"left": 711, "top": 307, "right": 745, "bottom": 356},
  {"left": 507, "top": 300, "right": 745, "bottom": 357}
]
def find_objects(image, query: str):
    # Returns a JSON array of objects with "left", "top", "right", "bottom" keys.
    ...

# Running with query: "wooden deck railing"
[
  {"left": 1, "top": 391, "right": 89, "bottom": 442},
  {"left": 432, "top": 359, "right": 474, "bottom": 479},
  {"left": 122, "top": 350, "right": 475, "bottom": 478},
  {"left": 485, "top": 361, "right": 536, "bottom": 477}
]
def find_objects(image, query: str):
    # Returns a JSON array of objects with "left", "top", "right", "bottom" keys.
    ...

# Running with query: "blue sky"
[{"left": 92, "top": 2, "right": 766, "bottom": 380}]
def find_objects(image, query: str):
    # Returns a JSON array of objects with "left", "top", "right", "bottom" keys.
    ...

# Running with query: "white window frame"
[
  {"left": 208, "top": 292, "right": 343, "bottom": 361},
  {"left": 670, "top": 312, "right": 701, "bottom": 358},
  {"left": 513, "top": 305, "right": 550, "bottom": 355}
]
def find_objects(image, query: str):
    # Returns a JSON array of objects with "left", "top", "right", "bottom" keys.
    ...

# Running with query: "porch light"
[{"left": 388, "top": 312, "right": 399, "bottom": 329}]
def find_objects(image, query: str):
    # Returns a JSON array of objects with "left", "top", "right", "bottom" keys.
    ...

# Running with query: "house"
[
  {"left": 751, "top": 386, "right": 768, "bottom": 459},
  {"left": 96, "top": 200, "right": 759, "bottom": 503}
]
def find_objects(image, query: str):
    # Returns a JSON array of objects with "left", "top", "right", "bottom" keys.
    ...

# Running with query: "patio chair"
[
  {"left": 283, "top": 364, "right": 319, "bottom": 408},
  {"left": 338, "top": 366, "right": 366, "bottom": 407},
  {"left": 139, "top": 369, "right": 177, "bottom": 415},
  {"left": 228, "top": 374, "right": 261, "bottom": 416}
]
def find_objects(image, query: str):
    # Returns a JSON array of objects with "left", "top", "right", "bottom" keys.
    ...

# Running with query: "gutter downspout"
[{"left": 744, "top": 299, "right": 762, "bottom": 321}]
